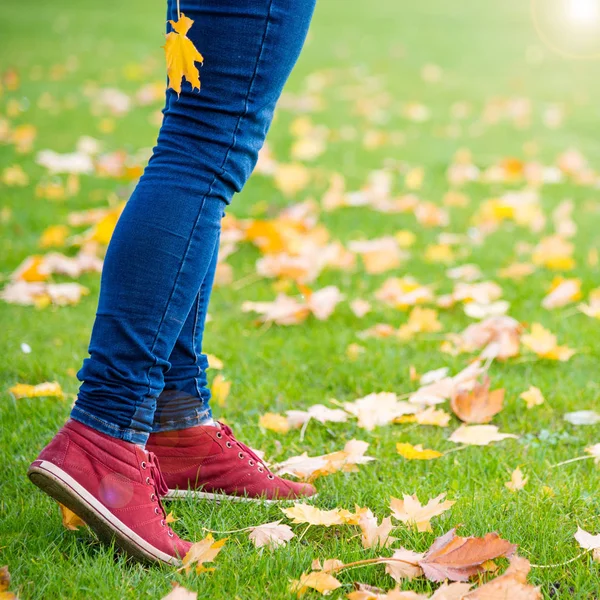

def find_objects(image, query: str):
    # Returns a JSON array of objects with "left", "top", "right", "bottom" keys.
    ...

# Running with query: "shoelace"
[
  {"left": 145, "top": 451, "right": 173, "bottom": 534},
  {"left": 218, "top": 423, "right": 274, "bottom": 476}
]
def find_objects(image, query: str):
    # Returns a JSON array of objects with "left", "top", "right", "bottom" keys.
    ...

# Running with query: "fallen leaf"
[
  {"left": 259, "top": 412, "right": 290, "bottom": 434},
  {"left": 290, "top": 571, "right": 342, "bottom": 596},
  {"left": 564, "top": 410, "right": 600, "bottom": 425},
  {"left": 384, "top": 548, "right": 425, "bottom": 582},
  {"left": 281, "top": 504, "right": 345, "bottom": 526},
  {"left": 358, "top": 509, "right": 397, "bottom": 548},
  {"left": 8, "top": 381, "right": 64, "bottom": 400},
  {"left": 505, "top": 467, "right": 528, "bottom": 492},
  {"left": 180, "top": 534, "right": 226, "bottom": 574},
  {"left": 59, "top": 504, "right": 86, "bottom": 530},
  {"left": 519, "top": 386, "right": 545, "bottom": 409},
  {"left": 450, "top": 376, "right": 504, "bottom": 424},
  {"left": 164, "top": 14, "right": 204, "bottom": 95},
  {"left": 160, "top": 584, "right": 198, "bottom": 600},
  {"left": 449, "top": 425, "right": 518, "bottom": 446},
  {"left": 390, "top": 493, "right": 455, "bottom": 532},
  {"left": 419, "top": 528, "right": 517, "bottom": 582},
  {"left": 344, "top": 392, "right": 417, "bottom": 430},
  {"left": 248, "top": 520, "right": 295, "bottom": 549},
  {"left": 464, "top": 555, "right": 541, "bottom": 599},
  {"left": 396, "top": 443, "right": 442, "bottom": 461},
  {"left": 521, "top": 323, "right": 575, "bottom": 361},
  {"left": 210, "top": 374, "right": 231, "bottom": 407}
]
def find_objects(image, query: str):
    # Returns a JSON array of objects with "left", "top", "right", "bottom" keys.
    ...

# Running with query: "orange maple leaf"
[{"left": 164, "top": 14, "right": 204, "bottom": 95}]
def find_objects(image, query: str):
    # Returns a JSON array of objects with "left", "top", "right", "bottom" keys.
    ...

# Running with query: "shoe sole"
[
  {"left": 28, "top": 460, "right": 181, "bottom": 566},
  {"left": 164, "top": 488, "right": 317, "bottom": 504}
]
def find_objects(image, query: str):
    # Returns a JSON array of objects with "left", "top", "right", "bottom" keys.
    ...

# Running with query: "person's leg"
[
  {"left": 71, "top": 0, "right": 316, "bottom": 447},
  {"left": 153, "top": 234, "right": 219, "bottom": 432},
  {"left": 29, "top": 0, "right": 317, "bottom": 562}
]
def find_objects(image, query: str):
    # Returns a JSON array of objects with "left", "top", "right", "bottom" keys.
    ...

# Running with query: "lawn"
[{"left": 1, "top": 0, "right": 600, "bottom": 598}]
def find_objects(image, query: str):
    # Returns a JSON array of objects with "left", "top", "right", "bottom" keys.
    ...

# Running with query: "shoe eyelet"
[
  {"left": 226, "top": 441, "right": 232, "bottom": 448},
  {"left": 160, "top": 519, "right": 165, "bottom": 527},
  {"left": 154, "top": 507, "right": 160, "bottom": 515},
  {"left": 238, "top": 452, "right": 244, "bottom": 460},
  {"left": 216, "top": 432, "right": 222, "bottom": 439},
  {"left": 150, "top": 493, "right": 157, "bottom": 502},
  {"left": 248, "top": 459, "right": 255, "bottom": 466},
  {"left": 140, "top": 461, "right": 147, "bottom": 469},
  {"left": 267, "top": 474, "right": 275, "bottom": 480},
  {"left": 257, "top": 467, "right": 264, "bottom": 473},
  {"left": 167, "top": 530, "right": 174, "bottom": 538},
  {"left": 145, "top": 476, "right": 151, "bottom": 485}
]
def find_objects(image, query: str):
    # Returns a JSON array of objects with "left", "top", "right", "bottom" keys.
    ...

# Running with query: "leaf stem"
[
  {"left": 297, "top": 524, "right": 312, "bottom": 542},
  {"left": 552, "top": 455, "right": 594, "bottom": 468},
  {"left": 529, "top": 550, "right": 589, "bottom": 568},
  {"left": 330, "top": 557, "right": 419, "bottom": 573}
]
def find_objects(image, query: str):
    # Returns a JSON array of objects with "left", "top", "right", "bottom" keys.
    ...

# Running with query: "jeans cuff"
[
  {"left": 70, "top": 406, "right": 149, "bottom": 446},
  {"left": 151, "top": 407, "right": 213, "bottom": 433}
]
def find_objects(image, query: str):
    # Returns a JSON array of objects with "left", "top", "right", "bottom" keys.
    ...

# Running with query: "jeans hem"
[
  {"left": 70, "top": 406, "right": 149, "bottom": 446},
  {"left": 151, "top": 407, "right": 213, "bottom": 433}
]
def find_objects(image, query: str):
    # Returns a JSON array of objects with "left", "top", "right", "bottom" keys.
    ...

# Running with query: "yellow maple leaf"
[
  {"left": 281, "top": 504, "right": 345, "bottom": 526},
  {"left": 9, "top": 381, "right": 64, "bottom": 400},
  {"left": 210, "top": 373, "right": 231, "bottom": 407},
  {"left": 396, "top": 442, "right": 442, "bottom": 460},
  {"left": 164, "top": 14, "right": 204, "bottom": 95},
  {"left": 520, "top": 385, "right": 545, "bottom": 409},
  {"left": 180, "top": 534, "right": 226, "bottom": 574},
  {"left": 290, "top": 571, "right": 342, "bottom": 597},
  {"left": 59, "top": 503, "right": 86, "bottom": 530},
  {"left": 259, "top": 412, "right": 290, "bottom": 434},
  {"left": 521, "top": 323, "right": 575, "bottom": 361}
]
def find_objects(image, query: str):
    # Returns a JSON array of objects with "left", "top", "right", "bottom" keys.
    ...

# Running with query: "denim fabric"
[{"left": 72, "top": 0, "right": 316, "bottom": 445}]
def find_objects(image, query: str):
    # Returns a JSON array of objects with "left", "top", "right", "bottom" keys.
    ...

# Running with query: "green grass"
[{"left": 1, "top": 0, "right": 600, "bottom": 598}]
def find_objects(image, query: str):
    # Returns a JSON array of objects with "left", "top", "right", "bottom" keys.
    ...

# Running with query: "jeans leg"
[
  {"left": 71, "top": 0, "right": 316, "bottom": 446},
  {"left": 152, "top": 233, "right": 220, "bottom": 432}
]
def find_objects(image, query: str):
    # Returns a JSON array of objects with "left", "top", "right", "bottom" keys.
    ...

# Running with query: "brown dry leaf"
[
  {"left": 164, "top": 14, "right": 203, "bottom": 95},
  {"left": 465, "top": 556, "right": 541, "bottom": 599},
  {"left": 384, "top": 547, "right": 425, "bottom": 582},
  {"left": 290, "top": 571, "right": 342, "bottom": 597},
  {"left": 59, "top": 503, "right": 86, "bottom": 530},
  {"left": 396, "top": 442, "right": 442, "bottom": 461},
  {"left": 160, "top": 584, "right": 198, "bottom": 600},
  {"left": 418, "top": 528, "right": 517, "bottom": 582},
  {"left": 390, "top": 493, "right": 455, "bottom": 532},
  {"left": 180, "top": 534, "right": 226, "bottom": 574},
  {"left": 519, "top": 386, "right": 544, "bottom": 409},
  {"left": 259, "top": 412, "right": 290, "bottom": 434},
  {"left": 281, "top": 504, "right": 346, "bottom": 526},
  {"left": 450, "top": 376, "right": 505, "bottom": 424},
  {"left": 448, "top": 316, "right": 522, "bottom": 360},
  {"left": 210, "top": 374, "right": 230, "bottom": 407},
  {"left": 521, "top": 323, "right": 575, "bottom": 361},
  {"left": 504, "top": 467, "right": 528, "bottom": 492},
  {"left": 248, "top": 520, "right": 295, "bottom": 549},
  {"left": 8, "top": 381, "right": 64, "bottom": 400},
  {"left": 449, "top": 424, "right": 518, "bottom": 446},
  {"left": 0, "top": 566, "right": 17, "bottom": 600},
  {"left": 358, "top": 509, "right": 397, "bottom": 548}
]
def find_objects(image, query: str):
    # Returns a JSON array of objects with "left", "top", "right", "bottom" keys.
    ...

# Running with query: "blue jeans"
[{"left": 71, "top": 0, "right": 316, "bottom": 446}]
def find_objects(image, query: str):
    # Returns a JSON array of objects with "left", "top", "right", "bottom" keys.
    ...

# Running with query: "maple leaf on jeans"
[{"left": 163, "top": 14, "right": 204, "bottom": 95}]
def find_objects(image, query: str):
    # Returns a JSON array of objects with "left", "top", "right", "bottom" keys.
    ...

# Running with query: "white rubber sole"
[
  {"left": 164, "top": 488, "right": 317, "bottom": 504},
  {"left": 28, "top": 460, "right": 181, "bottom": 565}
]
